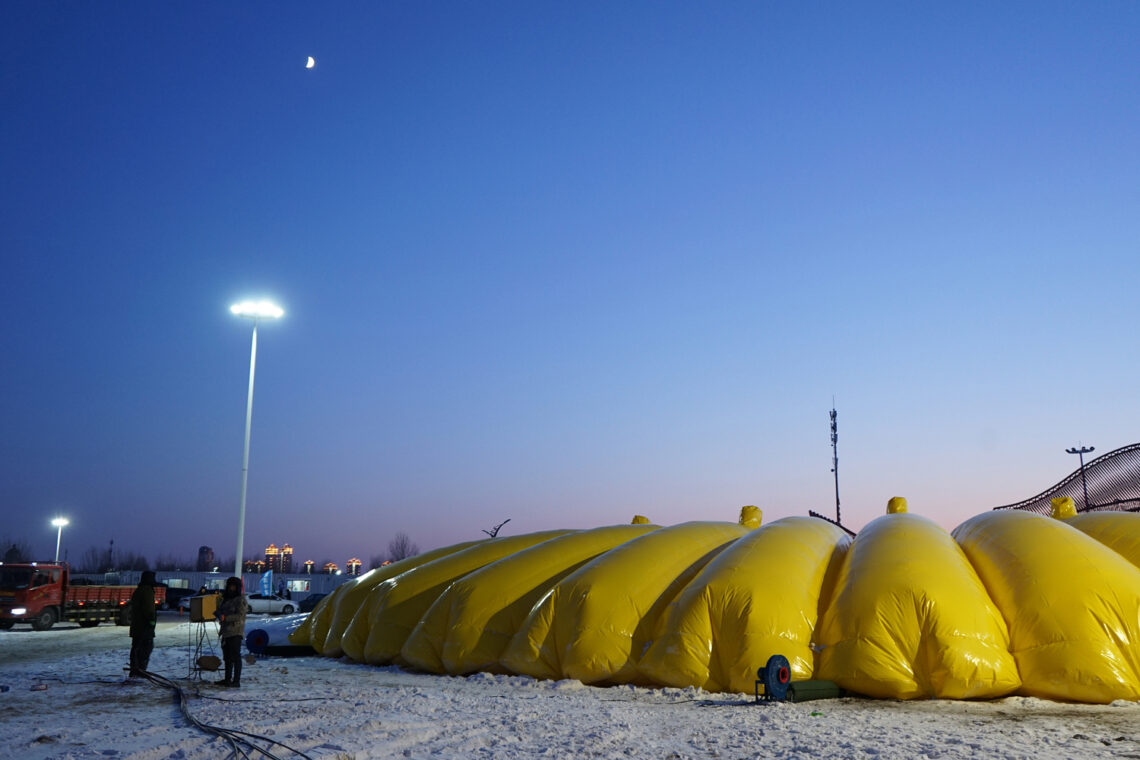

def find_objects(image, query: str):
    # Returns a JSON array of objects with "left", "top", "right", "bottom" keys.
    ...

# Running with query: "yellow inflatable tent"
[
  {"left": 954, "top": 510, "right": 1140, "bottom": 703},
  {"left": 400, "top": 523, "right": 659, "bottom": 675},
  {"left": 500, "top": 518, "right": 752, "bottom": 684},
  {"left": 315, "top": 540, "right": 483, "bottom": 656},
  {"left": 286, "top": 501, "right": 1140, "bottom": 704},
  {"left": 816, "top": 508, "right": 1020, "bottom": 699},
  {"left": 361, "top": 530, "right": 573, "bottom": 665},
  {"left": 639, "top": 515, "right": 850, "bottom": 692},
  {"left": 1066, "top": 512, "right": 1140, "bottom": 570}
]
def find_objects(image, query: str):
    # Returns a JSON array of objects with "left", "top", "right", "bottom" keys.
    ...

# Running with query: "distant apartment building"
[
  {"left": 346, "top": 558, "right": 362, "bottom": 576},
  {"left": 196, "top": 546, "right": 214, "bottom": 572},
  {"left": 264, "top": 543, "right": 294, "bottom": 573}
]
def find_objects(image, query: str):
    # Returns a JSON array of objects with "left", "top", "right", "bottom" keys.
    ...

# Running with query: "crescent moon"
[{"left": 306, "top": 56, "right": 315, "bottom": 69}]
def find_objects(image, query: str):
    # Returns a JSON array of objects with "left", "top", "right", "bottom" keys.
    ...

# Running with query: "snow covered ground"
[{"left": 2, "top": 614, "right": 1139, "bottom": 759}]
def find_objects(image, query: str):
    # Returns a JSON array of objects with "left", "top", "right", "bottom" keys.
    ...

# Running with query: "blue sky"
[{"left": 2, "top": 2, "right": 1138, "bottom": 567}]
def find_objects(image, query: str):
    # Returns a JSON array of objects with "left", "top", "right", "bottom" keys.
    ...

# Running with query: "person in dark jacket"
[
  {"left": 128, "top": 571, "right": 158, "bottom": 676},
  {"left": 215, "top": 576, "right": 250, "bottom": 687}
]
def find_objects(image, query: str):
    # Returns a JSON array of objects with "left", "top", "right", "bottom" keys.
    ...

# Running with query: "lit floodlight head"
[
  {"left": 230, "top": 300, "right": 285, "bottom": 320},
  {"left": 51, "top": 517, "right": 69, "bottom": 528}
]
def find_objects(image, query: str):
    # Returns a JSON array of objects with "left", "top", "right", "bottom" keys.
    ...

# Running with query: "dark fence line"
[{"left": 992, "top": 442, "right": 1140, "bottom": 515}]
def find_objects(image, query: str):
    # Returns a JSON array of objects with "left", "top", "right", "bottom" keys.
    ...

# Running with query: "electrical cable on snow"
[
  {"left": 137, "top": 669, "right": 314, "bottom": 760},
  {"left": 199, "top": 694, "right": 339, "bottom": 703},
  {"left": 40, "top": 677, "right": 126, "bottom": 685}
]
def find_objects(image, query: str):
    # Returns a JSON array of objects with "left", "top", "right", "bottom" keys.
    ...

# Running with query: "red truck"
[{"left": 0, "top": 562, "right": 165, "bottom": 631}]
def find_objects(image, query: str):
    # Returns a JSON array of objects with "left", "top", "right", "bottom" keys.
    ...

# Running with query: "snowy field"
[{"left": 2, "top": 614, "right": 1139, "bottom": 759}]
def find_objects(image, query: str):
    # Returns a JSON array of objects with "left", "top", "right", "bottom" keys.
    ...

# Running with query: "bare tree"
[
  {"left": 77, "top": 545, "right": 106, "bottom": 573},
  {"left": 152, "top": 554, "right": 187, "bottom": 571},
  {"left": 387, "top": 532, "right": 419, "bottom": 562},
  {"left": 1, "top": 537, "right": 33, "bottom": 562},
  {"left": 117, "top": 551, "right": 149, "bottom": 571},
  {"left": 368, "top": 554, "right": 388, "bottom": 570}
]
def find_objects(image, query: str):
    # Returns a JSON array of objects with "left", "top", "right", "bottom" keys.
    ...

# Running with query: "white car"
[{"left": 246, "top": 593, "right": 296, "bottom": 615}]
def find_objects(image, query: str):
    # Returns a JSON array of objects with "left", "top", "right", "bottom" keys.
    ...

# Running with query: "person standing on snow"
[
  {"left": 128, "top": 570, "right": 158, "bottom": 676},
  {"left": 216, "top": 576, "right": 250, "bottom": 687}
]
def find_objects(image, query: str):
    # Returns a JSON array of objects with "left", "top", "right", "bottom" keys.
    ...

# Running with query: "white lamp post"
[
  {"left": 51, "top": 517, "right": 69, "bottom": 563},
  {"left": 230, "top": 300, "right": 284, "bottom": 579}
]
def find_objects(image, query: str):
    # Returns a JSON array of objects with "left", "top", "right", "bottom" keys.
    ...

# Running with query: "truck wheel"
[
  {"left": 117, "top": 606, "right": 133, "bottom": 627},
  {"left": 31, "top": 608, "right": 58, "bottom": 631},
  {"left": 0, "top": 620, "right": 14, "bottom": 630},
  {"left": 282, "top": 604, "right": 294, "bottom": 614},
  {"left": 78, "top": 620, "right": 100, "bottom": 628}
]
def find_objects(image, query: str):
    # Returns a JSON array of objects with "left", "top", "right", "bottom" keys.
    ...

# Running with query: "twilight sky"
[{"left": 2, "top": 2, "right": 1138, "bottom": 568}]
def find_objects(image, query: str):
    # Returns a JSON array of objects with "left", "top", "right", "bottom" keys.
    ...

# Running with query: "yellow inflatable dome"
[
  {"left": 816, "top": 512, "right": 1020, "bottom": 699},
  {"left": 291, "top": 505, "right": 1140, "bottom": 703}
]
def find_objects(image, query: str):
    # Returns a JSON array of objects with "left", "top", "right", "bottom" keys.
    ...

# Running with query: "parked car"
[
  {"left": 246, "top": 593, "right": 296, "bottom": 615},
  {"left": 178, "top": 594, "right": 210, "bottom": 613},
  {"left": 159, "top": 587, "right": 196, "bottom": 611},
  {"left": 298, "top": 593, "right": 327, "bottom": 613}
]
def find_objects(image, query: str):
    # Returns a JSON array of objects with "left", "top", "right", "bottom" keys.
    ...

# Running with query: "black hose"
[{"left": 140, "top": 669, "right": 313, "bottom": 760}]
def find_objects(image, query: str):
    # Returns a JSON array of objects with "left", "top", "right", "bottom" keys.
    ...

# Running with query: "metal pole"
[
  {"left": 54, "top": 525, "right": 63, "bottom": 563},
  {"left": 830, "top": 407, "right": 840, "bottom": 525},
  {"left": 235, "top": 320, "right": 259, "bottom": 579},
  {"left": 1078, "top": 451, "right": 1089, "bottom": 508},
  {"left": 1065, "top": 445, "right": 1095, "bottom": 510}
]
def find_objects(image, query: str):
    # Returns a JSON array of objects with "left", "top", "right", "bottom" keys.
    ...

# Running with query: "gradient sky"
[{"left": 2, "top": 2, "right": 1138, "bottom": 567}]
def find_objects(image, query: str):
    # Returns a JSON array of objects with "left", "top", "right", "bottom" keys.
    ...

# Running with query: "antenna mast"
[{"left": 829, "top": 402, "right": 841, "bottom": 525}]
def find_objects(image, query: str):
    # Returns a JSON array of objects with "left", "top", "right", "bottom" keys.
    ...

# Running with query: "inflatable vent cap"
[
  {"left": 1050, "top": 497, "right": 1077, "bottom": 520},
  {"left": 739, "top": 505, "right": 762, "bottom": 529}
]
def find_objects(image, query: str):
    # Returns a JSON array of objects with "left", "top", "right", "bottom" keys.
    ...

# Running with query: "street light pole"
[
  {"left": 1065, "top": 444, "right": 1095, "bottom": 510},
  {"left": 235, "top": 320, "right": 258, "bottom": 580},
  {"left": 51, "top": 517, "right": 69, "bottom": 563},
  {"left": 230, "top": 300, "right": 284, "bottom": 580}
]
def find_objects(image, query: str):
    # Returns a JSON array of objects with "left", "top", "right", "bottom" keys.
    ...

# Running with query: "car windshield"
[{"left": 0, "top": 568, "right": 34, "bottom": 590}]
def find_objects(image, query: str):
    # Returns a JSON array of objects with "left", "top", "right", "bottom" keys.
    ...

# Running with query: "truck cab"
[
  {"left": 0, "top": 562, "right": 161, "bottom": 630},
  {"left": 0, "top": 562, "right": 66, "bottom": 630}
]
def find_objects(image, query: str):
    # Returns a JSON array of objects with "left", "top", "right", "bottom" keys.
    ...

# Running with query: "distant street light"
[
  {"left": 230, "top": 299, "right": 284, "bottom": 579},
  {"left": 51, "top": 517, "right": 69, "bottom": 563},
  {"left": 1065, "top": 444, "right": 1095, "bottom": 510}
]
